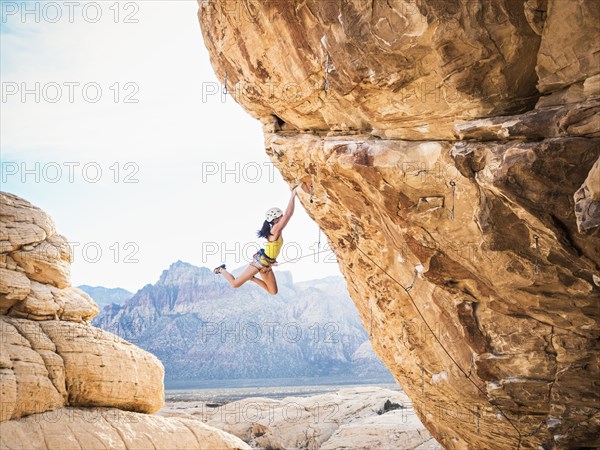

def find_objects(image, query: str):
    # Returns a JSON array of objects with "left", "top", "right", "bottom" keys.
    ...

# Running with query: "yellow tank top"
[{"left": 264, "top": 235, "right": 283, "bottom": 260}]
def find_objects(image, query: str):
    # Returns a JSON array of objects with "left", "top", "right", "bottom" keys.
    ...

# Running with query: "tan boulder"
[
  {"left": 8, "top": 281, "right": 60, "bottom": 320},
  {"left": 1, "top": 192, "right": 71, "bottom": 290},
  {"left": 0, "top": 319, "right": 65, "bottom": 421},
  {"left": 0, "top": 317, "right": 164, "bottom": 421},
  {"left": 0, "top": 192, "right": 55, "bottom": 252},
  {"left": 0, "top": 192, "right": 97, "bottom": 321},
  {"left": 0, "top": 407, "right": 250, "bottom": 450},
  {"left": 0, "top": 192, "right": 157, "bottom": 423},
  {"left": 0, "top": 191, "right": 249, "bottom": 448},
  {"left": 42, "top": 319, "right": 165, "bottom": 413},
  {"left": 54, "top": 286, "right": 98, "bottom": 322},
  {"left": 10, "top": 234, "right": 71, "bottom": 289},
  {"left": 0, "top": 268, "right": 30, "bottom": 313},
  {"left": 8, "top": 282, "right": 98, "bottom": 322}
]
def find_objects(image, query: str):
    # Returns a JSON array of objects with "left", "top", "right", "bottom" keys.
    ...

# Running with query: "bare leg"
[
  {"left": 250, "top": 276, "right": 269, "bottom": 291},
  {"left": 220, "top": 265, "right": 259, "bottom": 288},
  {"left": 258, "top": 267, "right": 278, "bottom": 295}
]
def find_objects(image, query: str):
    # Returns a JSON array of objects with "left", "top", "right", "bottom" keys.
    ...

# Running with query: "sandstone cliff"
[
  {"left": 198, "top": 1, "right": 600, "bottom": 448},
  {"left": 0, "top": 192, "right": 249, "bottom": 449}
]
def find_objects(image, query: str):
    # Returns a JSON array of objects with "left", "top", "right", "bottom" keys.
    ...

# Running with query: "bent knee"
[{"left": 269, "top": 288, "right": 278, "bottom": 295}]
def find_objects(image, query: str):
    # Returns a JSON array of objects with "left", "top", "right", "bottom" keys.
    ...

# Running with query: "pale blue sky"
[{"left": 1, "top": 1, "right": 341, "bottom": 291}]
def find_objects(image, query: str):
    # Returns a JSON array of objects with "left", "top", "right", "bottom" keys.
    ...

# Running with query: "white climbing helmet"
[{"left": 265, "top": 207, "right": 283, "bottom": 222}]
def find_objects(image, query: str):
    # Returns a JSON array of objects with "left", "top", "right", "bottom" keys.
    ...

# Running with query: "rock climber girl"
[{"left": 213, "top": 184, "right": 304, "bottom": 295}]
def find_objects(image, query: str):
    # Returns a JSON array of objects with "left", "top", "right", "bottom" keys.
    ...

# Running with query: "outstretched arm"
[{"left": 271, "top": 184, "right": 302, "bottom": 236}]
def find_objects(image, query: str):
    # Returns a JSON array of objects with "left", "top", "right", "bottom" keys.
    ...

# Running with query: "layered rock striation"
[
  {"left": 198, "top": 1, "right": 600, "bottom": 448},
  {"left": 0, "top": 192, "right": 249, "bottom": 449}
]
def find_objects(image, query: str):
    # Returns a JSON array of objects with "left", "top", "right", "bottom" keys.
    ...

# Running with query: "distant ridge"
[
  {"left": 78, "top": 285, "right": 133, "bottom": 307},
  {"left": 93, "top": 261, "right": 394, "bottom": 383}
]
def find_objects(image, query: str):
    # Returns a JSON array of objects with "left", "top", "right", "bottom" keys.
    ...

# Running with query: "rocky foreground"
[
  {"left": 160, "top": 386, "right": 442, "bottom": 450},
  {"left": 0, "top": 191, "right": 248, "bottom": 449}
]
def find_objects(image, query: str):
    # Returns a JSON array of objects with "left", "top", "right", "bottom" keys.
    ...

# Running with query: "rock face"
[
  {"left": 162, "top": 387, "right": 442, "bottom": 450},
  {"left": 199, "top": 0, "right": 542, "bottom": 140},
  {"left": 198, "top": 1, "right": 600, "bottom": 449},
  {"left": 93, "top": 261, "right": 392, "bottom": 383},
  {"left": 0, "top": 192, "right": 249, "bottom": 449}
]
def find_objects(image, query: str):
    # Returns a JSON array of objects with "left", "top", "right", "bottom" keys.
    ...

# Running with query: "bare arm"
[{"left": 271, "top": 185, "right": 301, "bottom": 236}]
